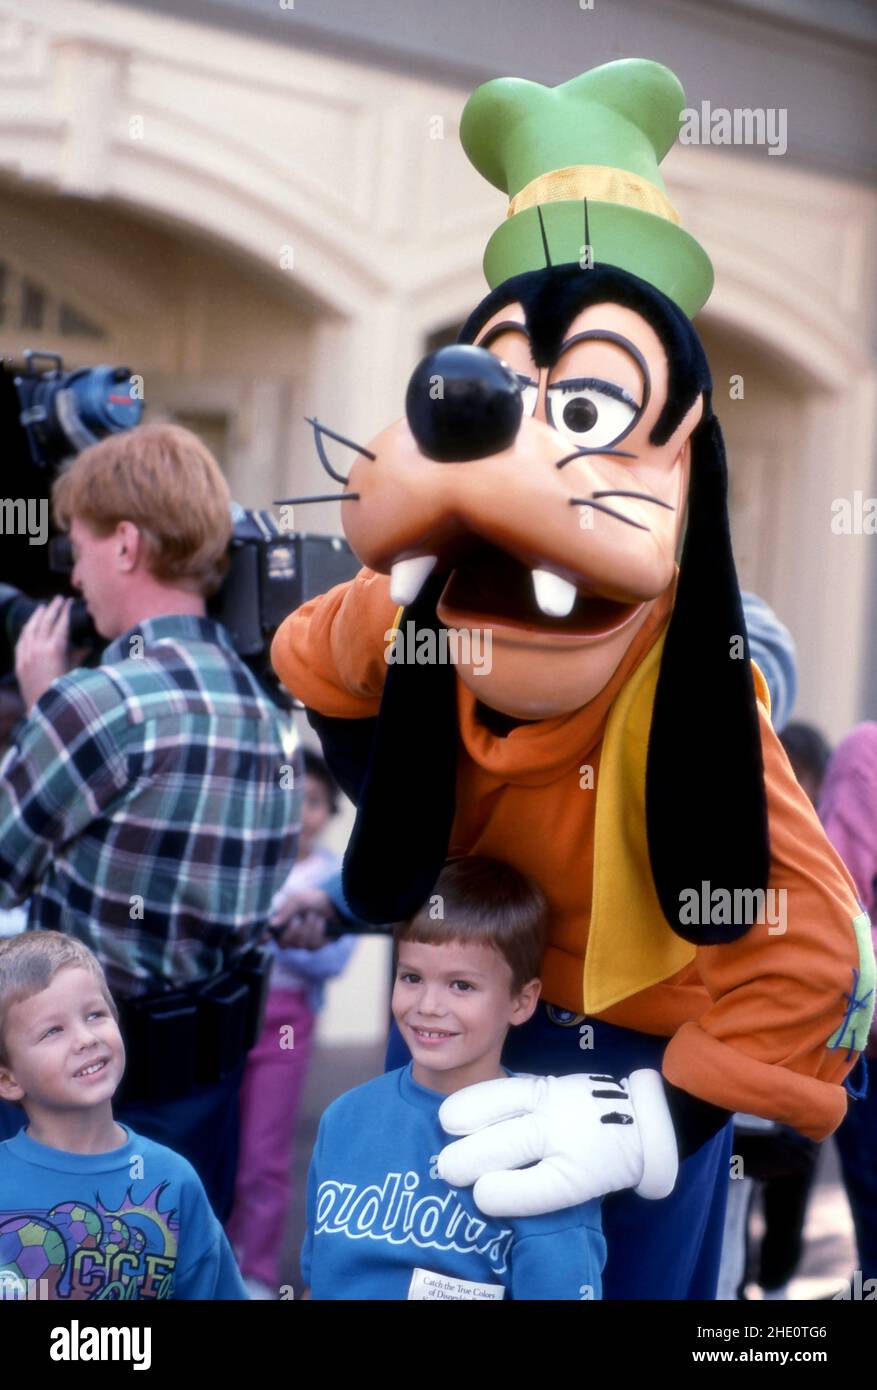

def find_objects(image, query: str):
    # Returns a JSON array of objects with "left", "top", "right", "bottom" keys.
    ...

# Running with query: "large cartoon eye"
[
  {"left": 514, "top": 373, "right": 539, "bottom": 417},
  {"left": 546, "top": 377, "right": 639, "bottom": 449}
]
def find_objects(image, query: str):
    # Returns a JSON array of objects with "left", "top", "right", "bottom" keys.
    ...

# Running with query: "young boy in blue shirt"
[
  {"left": 301, "top": 856, "right": 605, "bottom": 1299},
  {"left": 0, "top": 931, "right": 247, "bottom": 1300}
]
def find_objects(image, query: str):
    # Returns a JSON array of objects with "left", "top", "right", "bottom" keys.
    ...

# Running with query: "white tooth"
[
  {"left": 531, "top": 568, "right": 577, "bottom": 618},
  {"left": 390, "top": 555, "right": 437, "bottom": 606}
]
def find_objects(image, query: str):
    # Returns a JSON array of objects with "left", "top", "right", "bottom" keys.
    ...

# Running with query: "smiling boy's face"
[
  {"left": 391, "top": 935, "right": 540, "bottom": 1096},
  {"left": 0, "top": 966, "right": 125, "bottom": 1115}
]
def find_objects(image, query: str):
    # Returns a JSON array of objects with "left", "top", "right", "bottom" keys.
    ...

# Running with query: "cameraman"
[{"left": 0, "top": 423, "right": 299, "bottom": 1220}]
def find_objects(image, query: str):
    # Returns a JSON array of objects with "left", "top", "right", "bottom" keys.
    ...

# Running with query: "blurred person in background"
[
  {"left": 226, "top": 748, "right": 356, "bottom": 1299},
  {"left": 782, "top": 723, "right": 832, "bottom": 806},
  {"left": 730, "top": 722, "right": 832, "bottom": 1300},
  {"left": 716, "top": 598, "right": 805, "bottom": 1301},
  {"left": 819, "top": 722, "right": 877, "bottom": 1287}
]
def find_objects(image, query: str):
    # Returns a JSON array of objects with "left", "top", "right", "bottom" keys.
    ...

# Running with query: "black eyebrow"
[{"left": 552, "top": 330, "right": 651, "bottom": 414}]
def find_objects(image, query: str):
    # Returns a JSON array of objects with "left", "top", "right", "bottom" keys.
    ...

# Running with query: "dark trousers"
[
  {"left": 386, "top": 1004, "right": 732, "bottom": 1300},
  {"left": 0, "top": 1063, "right": 244, "bottom": 1224},
  {"left": 835, "top": 1055, "right": 877, "bottom": 1281},
  {"left": 756, "top": 1163, "right": 818, "bottom": 1290}
]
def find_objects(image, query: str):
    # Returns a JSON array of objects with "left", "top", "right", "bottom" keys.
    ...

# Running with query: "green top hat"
[{"left": 460, "top": 59, "right": 713, "bottom": 317}]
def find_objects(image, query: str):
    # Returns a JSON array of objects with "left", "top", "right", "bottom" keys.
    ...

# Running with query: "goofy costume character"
[{"left": 272, "top": 60, "right": 876, "bottom": 1298}]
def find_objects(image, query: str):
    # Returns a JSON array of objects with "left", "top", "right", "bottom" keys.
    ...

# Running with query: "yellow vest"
[{"left": 585, "top": 632, "right": 771, "bottom": 1013}]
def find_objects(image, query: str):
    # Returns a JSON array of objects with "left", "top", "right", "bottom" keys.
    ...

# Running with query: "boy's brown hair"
[
  {"left": 393, "top": 856, "right": 548, "bottom": 993},
  {"left": 52, "top": 423, "right": 232, "bottom": 597},
  {"left": 0, "top": 933, "right": 119, "bottom": 1073}
]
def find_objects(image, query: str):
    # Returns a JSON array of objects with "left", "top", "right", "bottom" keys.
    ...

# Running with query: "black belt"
[{"left": 115, "top": 945, "right": 273, "bottom": 1106}]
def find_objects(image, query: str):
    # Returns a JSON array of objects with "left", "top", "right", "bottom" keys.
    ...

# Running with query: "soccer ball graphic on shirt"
[
  {"left": 47, "top": 1201, "right": 103, "bottom": 1251},
  {"left": 101, "top": 1214, "right": 131, "bottom": 1257},
  {"left": 0, "top": 1215, "right": 66, "bottom": 1297}
]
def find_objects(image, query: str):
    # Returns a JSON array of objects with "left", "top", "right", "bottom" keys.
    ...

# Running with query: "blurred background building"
[{"left": 1, "top": 5, "right": 875, "bottom": 1282}]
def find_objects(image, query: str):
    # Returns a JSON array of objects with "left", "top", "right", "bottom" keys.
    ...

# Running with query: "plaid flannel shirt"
[{"left": 0, "top": 615, "right": 300, "bottom": 999}]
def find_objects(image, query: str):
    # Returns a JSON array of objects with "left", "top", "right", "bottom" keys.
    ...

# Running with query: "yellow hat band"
[{"left": 507, "top": 164, "right": 681, "bottom": 227}]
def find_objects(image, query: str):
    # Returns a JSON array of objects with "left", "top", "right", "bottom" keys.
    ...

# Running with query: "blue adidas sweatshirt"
[
  {"left": 302, "top": 1063, "right": 605, "bottom": 1300},
  {"left": 0, "top": 1125, "right": 247, "bottom": 1300}
]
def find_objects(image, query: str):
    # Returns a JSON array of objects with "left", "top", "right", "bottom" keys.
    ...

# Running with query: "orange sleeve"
[
  {"left": 662, "top": 705, "right": 872, "bottom": 1140},
  {"left": 270, "top": 567, "right": 398, "bottom": 718}
]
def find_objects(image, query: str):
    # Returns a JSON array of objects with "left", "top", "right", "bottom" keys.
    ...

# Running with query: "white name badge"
[{"left": 407, "top": 1267, "right": 505, "bottom": 1300}]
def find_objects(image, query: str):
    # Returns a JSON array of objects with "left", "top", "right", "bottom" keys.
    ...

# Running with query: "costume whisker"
[
  {"left": 306, "top": 415, "right": 375, "bottom": 486},
  {"left": 274, "top": 493, "right": 360, "bottom": 505},
  {"left": 568, "top": 497, "right": 650, "bottom": 531},
  {"left": 555, "top": 447, "right": 637, "bottom": 469},
  {"left": 305, "top": 417, "right": 376, "bottom": 460},
  {"left": 592, "top": 489, "right": 675, "bottom": 511}
]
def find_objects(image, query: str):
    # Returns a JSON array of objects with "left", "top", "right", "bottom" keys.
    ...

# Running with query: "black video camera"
[{"left": 0, "top": 352, "right": 359, "bottom": 705}]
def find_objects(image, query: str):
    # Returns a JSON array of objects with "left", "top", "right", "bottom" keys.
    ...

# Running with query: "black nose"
[{"left": 405, "top": 346, "right": 523, "bottom": 462}]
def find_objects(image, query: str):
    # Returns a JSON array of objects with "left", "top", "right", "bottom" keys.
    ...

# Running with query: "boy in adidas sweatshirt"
[
  {"left": 0, "top": 931, "right": 246, "bottom": 1300},
  {"left": 301, "top": 857, "right": 606, "bottom": 1300}
]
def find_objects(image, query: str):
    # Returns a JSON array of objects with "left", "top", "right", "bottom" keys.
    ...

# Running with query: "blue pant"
[
  {"left": 386, "top": 1004, "right": 732, "bottom": 1300},
  {"left": 834, "top": 1055, "right": 877, "bottom": 1281}
]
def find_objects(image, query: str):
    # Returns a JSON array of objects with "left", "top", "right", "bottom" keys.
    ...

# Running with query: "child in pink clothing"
[
  {"left": 819, "top": 722, "right": 877, "bottom": 1285},
  {"left": 226, "top": 750, "right": 355, "bottom": 1297}
]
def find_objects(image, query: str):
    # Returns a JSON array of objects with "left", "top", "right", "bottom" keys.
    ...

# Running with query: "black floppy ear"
[
  {"left": 646, "top": 407, "right": 770, "bottom": 944},
  {"left": 340, "top": 569, "right": 458, "bottom": 924},
  {"left": 305, "top": 709, "right": 378, "bottom": 807}
]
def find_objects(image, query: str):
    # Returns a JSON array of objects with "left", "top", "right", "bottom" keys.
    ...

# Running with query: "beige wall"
[
  {"left": 691, "top": 140, "right": 877, "bottom": 743},
  {"left": 0, "top": 185, "right": 315, "bottom": 506}
]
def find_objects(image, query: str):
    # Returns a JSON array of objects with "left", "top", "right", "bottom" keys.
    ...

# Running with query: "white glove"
[{"left": 436, "top": 1070, "right": 678, "bottom": 1218}]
